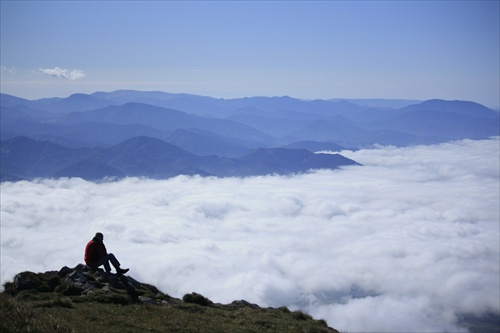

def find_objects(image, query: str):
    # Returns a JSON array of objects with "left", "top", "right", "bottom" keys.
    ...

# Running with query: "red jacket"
[{"left": 84, "top": 238, "right": 107, "bottom": 267}]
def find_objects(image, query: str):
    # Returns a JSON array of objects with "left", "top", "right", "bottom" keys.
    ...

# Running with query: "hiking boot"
[{"left": 117, "top": 268, "right": 129, "bottom": 275}]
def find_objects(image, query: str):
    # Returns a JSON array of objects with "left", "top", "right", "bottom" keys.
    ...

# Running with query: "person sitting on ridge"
[{"left": 84, "top": 232, "right": 129, "bottom": 275}]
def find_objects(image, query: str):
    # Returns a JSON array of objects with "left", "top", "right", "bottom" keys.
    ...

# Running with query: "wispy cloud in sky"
[
  {"left": 1, "top": 138, "right": 498, "bottom": 332},
  {"left": 0, "top": 65, "right": 16, "bottom": 73},
  {"left": 39, "top": 67, "right": 85, "bottom": 80}
]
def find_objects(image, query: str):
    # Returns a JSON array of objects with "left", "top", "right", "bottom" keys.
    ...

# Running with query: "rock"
[
  {"left": 230, "top": 299, "right": 261, "bottom": 309},
  {"left": 58, "top": 266, "right": 73, "bottom": 276},
  {"left": 182, "top": 292, "right": 213, "bottom": 306},
  {"left": 138, "top": 296, "right": 155, "bottom": 304},
  {"left": 13, "top": 273, "right": 38, "bottom": 291},
  {"left": 12, "top": 270, "right": 61, "bottom": 293},
  {"left": 5, "top": 264, "right": 168, "bottom": 305}
]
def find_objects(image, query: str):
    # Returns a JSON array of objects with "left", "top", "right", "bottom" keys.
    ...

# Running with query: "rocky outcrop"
[
  {"left": 5, "top": 264, "right": 171, "bottom": 306},
  {"left": 2, "top": 265, "right": 338, "bottom": 333}
]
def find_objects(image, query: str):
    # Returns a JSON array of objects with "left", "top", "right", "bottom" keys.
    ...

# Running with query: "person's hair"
[{"left": 95, "top": 232, "right": 104, "bottom": 240}]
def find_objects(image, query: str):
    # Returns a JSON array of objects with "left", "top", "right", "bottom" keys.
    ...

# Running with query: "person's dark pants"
[{"left": 93, "top": 253, "right": 121, "bottom": 273}]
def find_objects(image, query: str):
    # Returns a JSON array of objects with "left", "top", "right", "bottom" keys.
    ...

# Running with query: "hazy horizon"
[
  {"left": 2, "top": 89, "right": 498, "bottom": 113},
  {"left": 1, "top": 1, "right": 499, "bottom": 108}
]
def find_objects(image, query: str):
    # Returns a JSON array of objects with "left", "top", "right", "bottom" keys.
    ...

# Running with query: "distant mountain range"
[
  {"left": 0, "top": 136, "right": 359, "bottom": 181},
  {"left": 1, "top": 90, "right": 498, "bottom": 181}
]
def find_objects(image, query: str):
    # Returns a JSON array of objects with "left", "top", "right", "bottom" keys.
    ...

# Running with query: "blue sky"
[{"left": 1, "top": 1, "right": 499, "bottom": 107}]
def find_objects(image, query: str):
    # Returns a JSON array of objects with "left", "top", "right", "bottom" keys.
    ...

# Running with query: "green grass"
[{"left": 0, "top": 292, "right": 338, "bottom": 333}]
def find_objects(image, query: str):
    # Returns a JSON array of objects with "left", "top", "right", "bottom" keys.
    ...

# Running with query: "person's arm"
[
  {"left": 101, "top": 243, "right": 108, "bottom": 255},
  {"left": 85, "top": 241, "right": 96, "bottom": 265}
]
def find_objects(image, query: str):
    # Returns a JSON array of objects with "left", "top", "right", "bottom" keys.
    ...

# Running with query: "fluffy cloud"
[
  {"left": 1, "top": 138, "right": 498, "bottom": 332},
  {"left": 38, "top": 67, "right": 85, "bottom": 80}
]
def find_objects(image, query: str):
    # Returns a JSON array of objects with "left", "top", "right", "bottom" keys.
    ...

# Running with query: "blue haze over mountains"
[{"left": 1, "top": 90, "right": 498, "bottom": 182}]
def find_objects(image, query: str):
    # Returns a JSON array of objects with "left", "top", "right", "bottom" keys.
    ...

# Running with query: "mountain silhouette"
[
  {"left": 1, "top": 136, "right": 360, "bottom": 181},
  {"left": 283, "top": 141, "right": 347, "bottom": 152},
  {"left": 1, "top": 90, "right": 498, "bottom": 182}
]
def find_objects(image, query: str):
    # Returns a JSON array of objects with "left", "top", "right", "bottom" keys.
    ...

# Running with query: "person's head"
[{"left": 94, "top": 232, "right": 104, "bottom": 242}]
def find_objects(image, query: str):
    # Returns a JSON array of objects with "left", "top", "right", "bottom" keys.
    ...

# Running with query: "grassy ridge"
[
  {"left": 0, "top": 293, "right": 337, "bottom": 333},
  {"left": 0, "top": 267, "right": 339, "bottom": 333}
]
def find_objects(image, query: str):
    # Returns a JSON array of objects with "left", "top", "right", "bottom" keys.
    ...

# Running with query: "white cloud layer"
[
  {"left": 38, "top": 67, "right": 85, "bottom": 80},
  {"left": 1, "top": 138, "right": 499, "bottom": 332}
]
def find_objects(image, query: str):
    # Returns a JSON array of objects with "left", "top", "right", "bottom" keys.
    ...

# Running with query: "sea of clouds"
[{"left": 1, "top": 138, "right": 499, "bottom": 332}]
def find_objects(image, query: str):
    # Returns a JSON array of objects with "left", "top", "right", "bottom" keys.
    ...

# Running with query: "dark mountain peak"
[
  {"left": 67, "top": 92, "right": 92, "bottom": 99},
  {"left": 284, "top": 141, "right": 346, "bottom": 152},
  {"left": 64, "top": 93, "right": 106, "bottom": 103},
  {"left": 418, "top": 99, "right": 487, "bottom": 109},
  {"left": 105, "top": 136, "right": 204, "bottom": 178},
  {"left": 110, "top": 136, "right": 191, "bottom": 156},
  {"left": 404, "top": 99, "right": 497, "bottom": 119},
  {"left": 97, "top": 102, "right": 185, "bottom": 115},
  {"left": 236, "top": 147, "right": 359, "bottom": 176}
]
